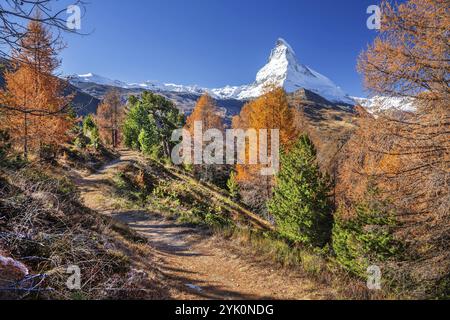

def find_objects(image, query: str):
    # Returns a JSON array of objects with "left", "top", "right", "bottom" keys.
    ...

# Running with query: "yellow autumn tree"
[
  {"left": 185, "top": 93, "right": 224, "bottom": 133},
  {"left": 0, "top": 18, "right": 73, "bottom": 159},
  {"left": 232, "top": 87, "right": 299, "bottom": 212},
  {"left": 356, "top": 0, "right": 449, "bottom": 229},
  {"left": 96, "top": 89, "right": 124, "bottom": 148},
  {"left": 333, "top": 0, "right": 449, "bottom": 297},
  {"left": 185, "top": 93, "right": 225, "bottom": 182}
]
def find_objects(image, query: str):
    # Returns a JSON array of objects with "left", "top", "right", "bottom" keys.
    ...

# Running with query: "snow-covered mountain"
[
  {"left": 352, "top": 96, "right": 416, "bottom": 113},
  {"left": 211, "top": 38, "right": 353, "bottom": 103},
  {"left": 69, "top": 38, "right": 354, "bottom": 104}
]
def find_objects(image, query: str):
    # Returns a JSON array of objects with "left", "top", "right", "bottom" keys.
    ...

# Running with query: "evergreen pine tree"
[
  {"left": 122, "top": 92, "right": 184, "bottom": 158},
  {"left": 138, "top": 115, "right": 160, "bottom": 157},
  {"left": 227, "top": 171, "right": 240, "bottom": 201},
  {"left": 83, "top": 114, "right": 100, "bottom": 149},
  {"left": 267, "top": 135, "right": 332, "bottom": 247}
]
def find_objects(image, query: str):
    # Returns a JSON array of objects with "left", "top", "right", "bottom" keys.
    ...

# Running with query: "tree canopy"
[{"left": 123, "top": 91, "right": 184, "bottom": 158}]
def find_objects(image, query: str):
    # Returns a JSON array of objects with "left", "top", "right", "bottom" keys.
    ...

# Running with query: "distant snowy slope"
[
  {"left": 70, "top": 73, "right": 128, "bottom": 88},
  {"left": 352, "top": 96, "right": 416, "bottom": 113}
]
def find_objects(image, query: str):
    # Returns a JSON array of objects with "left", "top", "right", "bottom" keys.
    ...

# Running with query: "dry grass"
[
  {"left": 0, "top": 164, "right": 169, "bottom": 300},
  {"left": 216, "top": 227, "right": 392, "bottom": 300}
]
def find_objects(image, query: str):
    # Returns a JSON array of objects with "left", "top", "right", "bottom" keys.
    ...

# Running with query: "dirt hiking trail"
[{"left": 76, "top": 149, "right": 336, "bottom": 300}]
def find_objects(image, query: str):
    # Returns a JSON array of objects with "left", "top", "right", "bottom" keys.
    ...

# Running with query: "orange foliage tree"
[
  {"left": 96, "top": 89, "right": 124, "bottom": 148},
  {"left": 334, "top": 0, "right": 449, "bottom": 296},
  {"left": 185, "top": 93, "right": 224, "bottom": 134},
  {"left": 0, "top": 19, "right": 73, "bottom": 159},
  {"left": 355, "top": 0, "right": 449, "bottom": 223},
  {"left": 185, "top": 93, "right": 225, "bottom": 181},
  {"left": 232, "top": 87, "right": 299, "bottom": 213}
]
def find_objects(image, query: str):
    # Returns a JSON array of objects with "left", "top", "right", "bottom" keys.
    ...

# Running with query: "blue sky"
[{"left": 60, "top": 0, "right": 383, "bottom": 97}]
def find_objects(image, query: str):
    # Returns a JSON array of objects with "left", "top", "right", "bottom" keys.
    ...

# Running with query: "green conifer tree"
[
  {"left": 82, "top": 114, "right": 100, "bottom": 149},
  {"left": 227, "top": 171, "right": 240, "bottom": 201},
  {"left": 267, "top": 135, "right": 332, "bottom": 247},
  {"left": 122, "top": 92, "right": 184, "bottom": 157}
]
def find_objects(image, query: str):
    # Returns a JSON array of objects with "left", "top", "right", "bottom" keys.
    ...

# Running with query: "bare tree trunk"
[
  {"left": 23, "top": 112, "right": 28, "bottom": 160},
  {"left": 163, "top": 140, "right": 170, "bottom": 158},
  {"left": 114, "top": 104, "right": 118, "bottom": 149},
  {"left": 111, "top": 128, "right": 115, "bottom": 149}
]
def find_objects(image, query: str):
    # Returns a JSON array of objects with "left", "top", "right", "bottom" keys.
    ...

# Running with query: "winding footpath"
[{"left": 75, "top": 150, "right": 336, "bottom": 300}]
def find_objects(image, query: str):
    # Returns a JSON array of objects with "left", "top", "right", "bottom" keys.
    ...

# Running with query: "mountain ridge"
[{"left": 69, "top": 38, "right": 354, "bottom": 105}]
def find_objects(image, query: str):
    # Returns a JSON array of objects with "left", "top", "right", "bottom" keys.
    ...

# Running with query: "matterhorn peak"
[
  {"left": 240, "top": 38, "right": 352, "bottom": 103},
  {"left": 256, "top": 38, "right": 314, "bottom": 86}
]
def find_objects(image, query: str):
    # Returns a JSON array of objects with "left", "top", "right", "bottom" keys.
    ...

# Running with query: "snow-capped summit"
[
  {"left": 69, "top": 38, "right": 354, "bottom": 104},
  {"left": 223, "top": 38, "right": 353, "bottom": 103},
  {"left": 256, "top": 38, "right": 314, "bottom": 85},
  {"left": 210, "top": 38, "right": 353, "bottom": 103}
]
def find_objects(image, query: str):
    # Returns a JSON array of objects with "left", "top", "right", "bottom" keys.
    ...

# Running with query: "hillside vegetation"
[
  {"left": 0, "top": 155, "right": 169, "bottom": 299},
  {"left": 0, "top": 0, "right": 448, "bottom": 300}
]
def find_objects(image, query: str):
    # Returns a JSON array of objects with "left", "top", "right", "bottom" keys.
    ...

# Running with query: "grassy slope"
[{"left": 0, "top": 149, "right": 170, "bottom": 300}]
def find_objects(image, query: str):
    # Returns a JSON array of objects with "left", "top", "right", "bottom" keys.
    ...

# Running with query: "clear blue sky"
[{"left": 60, "top": 0, "right": 384, "bottom": 97}]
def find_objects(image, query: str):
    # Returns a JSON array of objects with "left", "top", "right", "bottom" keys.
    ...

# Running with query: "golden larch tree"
[
  {"left": 232, "top": 87, "right": 299, "bottom": 213},
  {"left": 335, "top": 0, "right": 450, "bottom": 296},
  {"left": 0, "top": 19, "right": 73, "bottom": 159},
  {"left": 96, "top": 89, "right": 124, "bottom": 148},
  {"left": 356, "top": 0, "right": 449, "bottom": 222},
  {"left": 185, "top": 93, "right": 224, "bottom": 134},
  {"left": 185, "top": 93, "right": 225, "bottom": 181}
]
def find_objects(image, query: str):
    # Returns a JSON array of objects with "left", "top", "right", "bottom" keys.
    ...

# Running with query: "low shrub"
[{"left": 332, "top": 199, "right": 403, "bottom": 278}]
